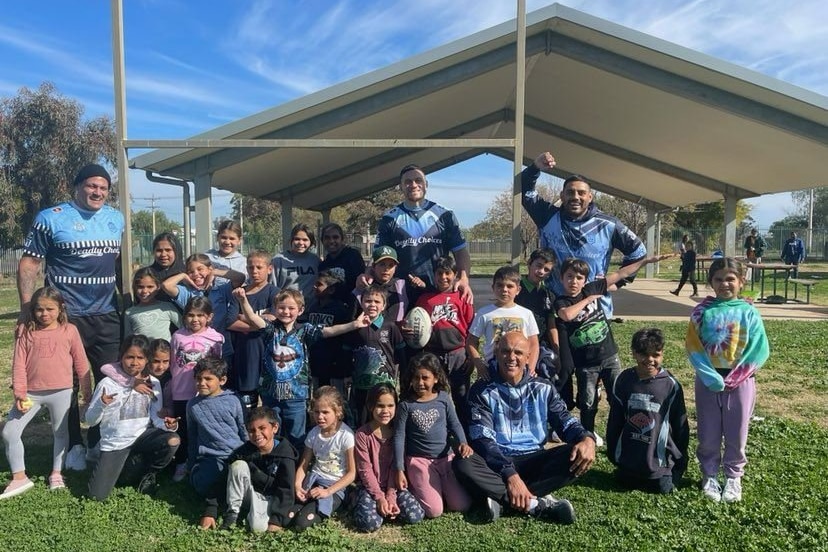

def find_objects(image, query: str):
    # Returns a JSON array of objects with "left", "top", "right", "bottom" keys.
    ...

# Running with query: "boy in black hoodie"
[
  {"left": 606, "top": 328, "right": 689, "bottom": 494},
  {"left": 221, "top": 407, "right": 298, "bottom": 532}
]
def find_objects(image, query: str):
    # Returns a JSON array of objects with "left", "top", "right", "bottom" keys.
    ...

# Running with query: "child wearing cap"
[{"left": 354, "top": 246, "right": 413, "bottom": 324}]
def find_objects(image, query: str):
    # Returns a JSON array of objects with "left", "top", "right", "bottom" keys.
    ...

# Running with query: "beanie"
[{"left": 73, "top": 164, "right": 112, "bottom": 187}]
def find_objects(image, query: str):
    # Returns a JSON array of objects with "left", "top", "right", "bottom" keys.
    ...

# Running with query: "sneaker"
[
  {"left": 486, "top": 497, "right": 502, "bottom": 522},
  {"left": 172, "top": 463, "right": 189, "bottom": 483},
  {"left": 65, "top": 444, "right": 87, "bottom": 471},
  {"left": 48, "top": 474, "right": 66, "bottom": 491},
  {"left": 219, "top": 510, "right": 239, "bottom": 531},
  {"left": 0, "top": 478, "right": 34, "bottom": 500},
  {"left": 722, "top": 478, "right": 742, "bottom": 503},
  {"left": 669, "top": 290, "right": 679, "bottom": 296},
  {"left": 593, "top": 433, "right": 604, "bottom": 448},
  {"left": 535, "top": 495, "right": 576, "bottom": 525},
  {"left": 701, "top": 477, "right": 722, "bottom": 502},
  {"left": 136, "top": 472, "right": 157, "bottom": 495}
]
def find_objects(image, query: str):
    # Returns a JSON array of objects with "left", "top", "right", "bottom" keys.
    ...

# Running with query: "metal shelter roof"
[{"left": 131, "top": 3, "right": 828, "bottom": 214}]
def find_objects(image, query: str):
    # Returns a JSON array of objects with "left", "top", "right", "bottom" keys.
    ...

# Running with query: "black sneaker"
[
  {"left": 535, "top": 495, "right": 576, "bottom": 524},
  {"left": 669, "top": 290, "right": 679, "bottom": 296},
  {"left": 219, "top": 511, "right": 239, "bottom": 531},
  {"left": 136, "top": 473, "right": 157, "bottom": 495}
]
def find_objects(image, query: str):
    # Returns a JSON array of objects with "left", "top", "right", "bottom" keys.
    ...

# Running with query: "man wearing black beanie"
[{"left": 17, "top": 163, "right": 124, "bottom": 472}]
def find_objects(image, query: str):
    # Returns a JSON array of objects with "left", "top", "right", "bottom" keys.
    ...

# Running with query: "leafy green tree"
[
  {"left": 0, "top": 82, "right": 115, "bottom": 247},
  {"left": 131, "top": 209, "right": 179, "bottom": 237},
  {"left": 470, "top": 183, "right": 558, "bottom": 258},
  {"left": 791, "top": 188, "right": 828, "bottom": 228}
]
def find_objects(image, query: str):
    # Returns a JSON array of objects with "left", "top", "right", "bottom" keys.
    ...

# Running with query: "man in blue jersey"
[
  {"left": 372, "top": 164, "right": 473, "bottom": 304},
  {"left": 453, "top": 332, "right": 595, "bottom": 523},
  {"left": 521, "top": 152, "right": 646, "bottom": 319},
  {"left": 17, "top": 163, "right": 124, "bottom": 470}
]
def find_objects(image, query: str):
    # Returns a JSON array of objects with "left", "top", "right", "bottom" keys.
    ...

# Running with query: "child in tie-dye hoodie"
[{"left": 685, "top": 257, "right": 769, "bottom": 504}]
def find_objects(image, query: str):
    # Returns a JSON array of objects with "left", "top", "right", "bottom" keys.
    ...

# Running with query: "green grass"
[{"left": 1, "top": 285, "right": 828, "bottom": 551}]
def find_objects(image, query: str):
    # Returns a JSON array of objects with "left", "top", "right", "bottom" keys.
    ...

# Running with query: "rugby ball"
[{"left": 403, "top": 307, "right": 432, "bottom": 349}]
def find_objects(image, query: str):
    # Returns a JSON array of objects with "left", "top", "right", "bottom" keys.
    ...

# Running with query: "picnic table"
[{"left": 746, "top": 262, "right": 796, "bottom": 303}]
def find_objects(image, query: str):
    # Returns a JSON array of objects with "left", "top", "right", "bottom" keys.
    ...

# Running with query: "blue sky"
[{"left": 2, "top": 0, "right": 825, "bottom": 229}]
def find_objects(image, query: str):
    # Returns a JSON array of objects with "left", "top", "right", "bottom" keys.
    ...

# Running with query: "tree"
[
  {"left": 791, "top": 188, "right": 828, "bottom": 228},
  {"left": 592, "top": 192, "right": 649, "bottom": 239},
  {"left": 469, "top": 183, "right": 558, "bottom": 258},
  {"left": 131, "top": 209, "right": 179, "bottom": 237},
  {"left": 0, "top": 82, "right": 116, "bottom": 247}
]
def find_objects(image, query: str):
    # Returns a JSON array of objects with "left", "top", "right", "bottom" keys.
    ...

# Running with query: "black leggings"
[{"left": 291, "top": 495, "right": 343, "bottom": 531}]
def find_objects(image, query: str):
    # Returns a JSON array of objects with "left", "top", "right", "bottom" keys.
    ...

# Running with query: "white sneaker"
[
  {"left": 593, "top": 433, "right": 604, "bottom": 448},
  {"left": 722, "top": 478, "right": 742, "bottom": 503},
  {"left": 172, "top": 463, "right": 189, "bottom": 483},
  {"left": 702, "top": 477, "right": 722, "bottom": 502},
  {"left": 486, "top": 497, "right": 501, "bottom": 522},
  {"left": 65, "top": 444, "right": 87, "bottom": 471}
]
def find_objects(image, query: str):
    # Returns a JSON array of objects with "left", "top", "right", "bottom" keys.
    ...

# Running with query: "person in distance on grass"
[
  {"left": 606, "top": 328, "right": 689, "bottom": 493},
  {"left": 453, "top": 332, "right": 596, "bottom": 524},
  {"left": 220, "top": 407, "right": 297, "bottom": 532},
  {"left": 671, "top": 240, "right": 698, "bottom": 297},
  {"left": 686, "top": 257, "right": 769, "bottom": 504}
]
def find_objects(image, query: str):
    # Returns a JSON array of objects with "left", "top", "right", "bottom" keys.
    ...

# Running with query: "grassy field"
[{"left": 0, "top": 286, "right": 827, "bottom": 551}]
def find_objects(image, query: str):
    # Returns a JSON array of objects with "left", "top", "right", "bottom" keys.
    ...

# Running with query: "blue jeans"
[
  {"left": 262, "top": 397, "right": 307, "bottom": 452},
  {"left": 576, "top": 354, "right": 622, "bottom": 433}
]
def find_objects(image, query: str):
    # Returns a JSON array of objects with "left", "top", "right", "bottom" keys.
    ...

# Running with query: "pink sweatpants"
[
  {"left": 405, "top": 454, "right": 471, "bottom": 518},
  {"left": 695, "top": 376, "right": 756, "bottom": 479}
]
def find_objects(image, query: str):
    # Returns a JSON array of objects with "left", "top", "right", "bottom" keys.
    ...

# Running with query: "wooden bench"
[{"left": 789, "top": 279, "right": 817, "bottom": 304}]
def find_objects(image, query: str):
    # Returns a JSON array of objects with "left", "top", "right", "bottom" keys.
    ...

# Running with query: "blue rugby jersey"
[
  {"left": 376, "top": 200, "right": 466, "bottom": 288},
  {"left": 521, "top": 166, "right": 646, "bottom": 318},
  {"left": 23, "top": 201, "right": 123, "bottom": 316}
]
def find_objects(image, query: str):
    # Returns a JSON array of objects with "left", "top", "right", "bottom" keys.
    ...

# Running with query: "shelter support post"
[
  {"left": 111, "top": 0, "right": 132, "bottom": 296},
  {"left": 723, "top": 195, "right": 738, "bottom": 257},
  {"left": 645, "top": 209, "right": 656, "bottom": 278},
  {"left": 510, "top": 0, "right": 527, "bottom": 267},
  {"left": 321, "top": 209, "right": 331, "bottom": 225},
  {"left": 193, "top": 166, "right": 213, "bottom": 254},
  {"left": 281, "top": 198, "right": 294, "bottom": 252}
]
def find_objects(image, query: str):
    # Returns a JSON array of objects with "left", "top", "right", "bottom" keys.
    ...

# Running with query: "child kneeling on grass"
[
  {"left": 606, "top": 328, "right": 689, "bottom": 493},
  {"left": 221, "top": 407, "right": 298, "bottom": 532},
  {"left": 86, "top": 335, "right": 180, "bottom": 500},
  {"left": 186, "top": 357, "right": 247, "bottom": 529}
]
